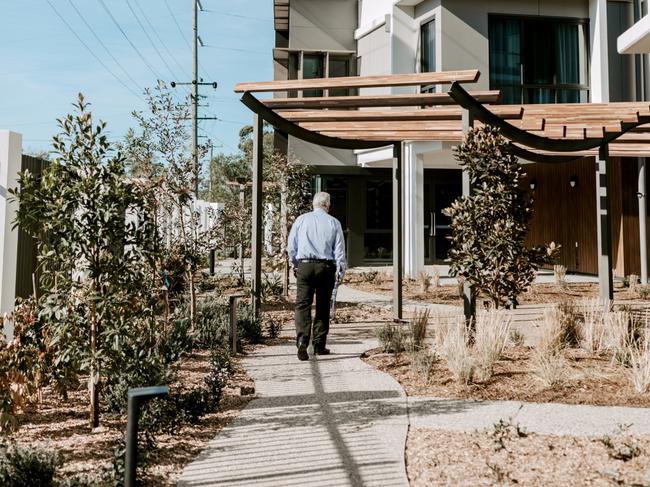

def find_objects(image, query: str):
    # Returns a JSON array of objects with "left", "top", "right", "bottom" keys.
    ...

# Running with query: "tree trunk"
[
  {"left": 89, "top": 283, "right": 100, "bottom": 429},
  {"left": 188, "top": 268, "right": 196, "bottom": 331}
]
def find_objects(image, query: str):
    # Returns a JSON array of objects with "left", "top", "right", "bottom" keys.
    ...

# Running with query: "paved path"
[
  {"left": 178, "top": 321, "right": 409, "bottom": 486},
  {"left": 179, "top": 289, "right": 650, "bottom": 486}
]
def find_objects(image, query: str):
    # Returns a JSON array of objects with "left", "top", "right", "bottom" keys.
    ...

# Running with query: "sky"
[{"left": 0, "top": 0, "right": 274, "bottom": 156}]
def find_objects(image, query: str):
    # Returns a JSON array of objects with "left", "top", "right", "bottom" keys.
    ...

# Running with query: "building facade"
[{"left": 272, "top": 0, "right": 648, "bottom": 278}]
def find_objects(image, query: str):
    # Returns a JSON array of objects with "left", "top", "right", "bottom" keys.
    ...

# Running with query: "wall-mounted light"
[
  {"left": 569, "top": 175, "right": 578, "bottom": 188},
  {"left": 529, "top": 178, "right": 537, "bottom": 191}
]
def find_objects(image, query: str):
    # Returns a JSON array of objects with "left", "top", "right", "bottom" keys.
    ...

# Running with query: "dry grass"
[
  {"left": 439, "top": 319, "right": 474, "bottom": 385},
  {"left": 474, "top": 309, "right": 512, "bottom": 381},
  {"left": 629, "top": 274, "right": 640, "bottom": 293},
  {"left": 409, "top": 308, "right": 430, "bottom": 351},
  {"left": 431, "top": 267, "right": 440, "bottom": 288},
  {"left": 579, "top": 298, "right": 608, "bottom": 354},
  {"left": 553, "top": 264, "right": 567, "bottom": 288},
  {"left": 629, "top": 338, "right": 650, "bottom": 394},
  {"left": 530, "top": 348, "right": 566, "bottom": 387},
  {"left": 604, "top": 311, "right": 633, "bottom": 364},
  {"left": 416, "top": 271, "right": 431, "bottom": 293}
]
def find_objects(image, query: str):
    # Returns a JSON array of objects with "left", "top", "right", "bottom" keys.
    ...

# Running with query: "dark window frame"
[{"left": 488, "top": 13, "right": 591, "bottom": 104}]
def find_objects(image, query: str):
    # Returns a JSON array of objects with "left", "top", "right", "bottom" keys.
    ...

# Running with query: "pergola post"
[
  {"left": 596, "top": 142, "right": 613, "bottom": 301},
  {"left": 638, "top": 158, "right": 648, "bottom": 284},
  {"left": 393, "top": 142, "right": 403, "bottom": 321},
  {"left": 461, "top": 109, "right": 476, "bottom": 322},
  {"left": 251, "top": 114, "right": 264, "bottom": 319}
]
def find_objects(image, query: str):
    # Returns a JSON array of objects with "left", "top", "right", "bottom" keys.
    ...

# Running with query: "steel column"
[
  {"left": 461, "top": 109, "right": 476, "bottom": 322},
  {"left": 393, "top": 142, "right": 403, "bottom": 321},
  {"left": 639, "top": 158, "right": 648, "bottom": 283},
  {"left": 251, "top": 114, "right": 264, "bottom": 319},
  {"left": 596, "top": 143, "right": 613, "bottom": 301}
]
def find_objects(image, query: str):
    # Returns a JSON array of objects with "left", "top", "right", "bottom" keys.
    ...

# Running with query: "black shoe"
[
  {"left": 297, "top": 341, "right": 309, "bottom": 361},
  {"left": 313, "top": 347, "right": 330, "bottom": 355}
]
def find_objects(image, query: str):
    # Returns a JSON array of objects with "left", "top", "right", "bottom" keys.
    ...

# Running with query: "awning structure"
[{"left": 234, "top": 70, "right": 650, "bottom": 319}]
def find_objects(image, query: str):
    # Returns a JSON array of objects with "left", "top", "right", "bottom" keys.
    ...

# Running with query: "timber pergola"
[{"left": 235, "top": 70, "right": 650, "bottom": 320}]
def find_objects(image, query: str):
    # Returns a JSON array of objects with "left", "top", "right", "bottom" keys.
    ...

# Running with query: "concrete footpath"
[
  {"left": 178, "top": 321, "right": 409, "bottom": 486},
  {"left": 179, "top": 287, "right": 650, "bottom": 486}
]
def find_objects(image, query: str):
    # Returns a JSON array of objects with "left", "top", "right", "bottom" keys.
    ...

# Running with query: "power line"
[
  {"left": 163, "top": 0, "right": 213, "bottom": 81},
  {"left": 132, "top": 0, "right": 188, "bottom": 77},
  {"left": 97, "top": 0, "right": 164, "bottom": 81},
  {"left": 67, "top": 0, "right": 143, "bottom": 97},
  {"left": 124, "top": 0, "right": 181, "bottom": 83},
  {"left": 44, "top": 0, "right": 144, "bottom": 102},
  {"left": 203, "top": 44, "right": 267, "bottom": 55}
]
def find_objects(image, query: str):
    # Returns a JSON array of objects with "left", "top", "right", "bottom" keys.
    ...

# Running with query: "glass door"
[{"left": 424, "top": 171, "right": 462, "bottom": 265}]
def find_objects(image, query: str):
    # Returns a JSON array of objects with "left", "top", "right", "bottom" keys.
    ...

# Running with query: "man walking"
[{"left": 288, "top": 192, "right": 346, "bottom": 361}]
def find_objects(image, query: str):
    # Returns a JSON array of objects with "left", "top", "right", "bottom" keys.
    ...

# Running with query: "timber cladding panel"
[
  {"left": 523, "top": 157, "right": 646, "bottom": 278},
  {"left": 16, "top": 155, "right": 49, "bottom": 299}
]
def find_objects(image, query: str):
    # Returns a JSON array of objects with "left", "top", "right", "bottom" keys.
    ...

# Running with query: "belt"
[{"left": 298, "top": 258, "right": 335, "bottom": 264}]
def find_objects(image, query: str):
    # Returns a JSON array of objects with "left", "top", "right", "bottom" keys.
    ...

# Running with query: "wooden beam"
[
  {"left": 318, "top": 130, "right": 464, "bottom": 141},
  {"left": 263, "top": 91, "right": 501, "bottom": 109},
  {"left": 235, "top": 70, "right": 480, "bottom": 93},
  {"left": 281, "top": 106, "right": 523, "bottom": 122}
]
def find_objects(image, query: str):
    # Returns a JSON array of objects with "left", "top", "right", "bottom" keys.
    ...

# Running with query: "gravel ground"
[{"left": 407, "top": 427, "right": 650, "bottom": 487}]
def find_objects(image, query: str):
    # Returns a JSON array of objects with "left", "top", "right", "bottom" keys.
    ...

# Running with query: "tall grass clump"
[
  {"left": 376, "top": 322, "right": 405, "bottom": 354},
  {"left": 409, "top": 309, "right": 430, "bottom": 351},
  {"left": 439, "top": 318, "right": 474, "bottom": 384},
  {"left": 431, "top": 267, "right": 440, "bottom": 288},
  {"left": 579, "top": 298, "right": 608, "bottom": 354},
  {"left": 474, "top": 309, "right": 512, "bottom": 381},
  {"left": 629, "top": 337, "right": 650, "bottom": 394},
  {"left": 417, "top": 272, "right": 431, "bottom": 293},
  {"left": 604, "top": 310, "right": 634, "bottom": 364}
]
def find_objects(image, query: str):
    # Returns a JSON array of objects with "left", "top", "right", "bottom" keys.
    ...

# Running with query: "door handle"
[{"left": 430, "top": 212, "right": 435, "bottom": 237}]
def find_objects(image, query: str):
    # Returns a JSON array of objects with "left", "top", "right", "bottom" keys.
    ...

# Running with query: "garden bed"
[
  {"left": 407, "top": 427, "right": 650, "bottom": 486},
  {"left": 362, "top": 346, "right": 650, "bottom": 408},
  {"left": 9, "top": 349, "right": 255, "bottom": 485},
  {"left": 345, "top": 277, "right": 643, "bottom": 307}
]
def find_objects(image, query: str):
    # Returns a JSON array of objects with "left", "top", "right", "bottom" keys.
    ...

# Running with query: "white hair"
[{"left": 312, "top": 192, "right": 331, "bottom": 210}]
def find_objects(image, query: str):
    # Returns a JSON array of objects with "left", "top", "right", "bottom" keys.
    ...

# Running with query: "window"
[
  {"left": 279, "top": 49, "right": 355, "bottom": 98},
  {"left": 420, "top": 19, "right": 436, "bottom": 93},
  {"left": 303, "top": 54, "right": 324, "bottom": 97},
  {"left": 489, "top": 16, "right": 589, "bottom": 104}
]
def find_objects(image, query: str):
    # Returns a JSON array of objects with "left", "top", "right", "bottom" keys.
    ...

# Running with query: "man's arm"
[
  {"left": 333, "top": 220, "right": 347, "bottom": 279},
  {"left": 287, "top": 217, "right": 300, "bottom": 269}
]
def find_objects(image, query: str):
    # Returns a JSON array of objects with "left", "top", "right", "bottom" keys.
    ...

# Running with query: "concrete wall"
[
  {"left": 0, "top": 131, "right": 21, "bottom": 341},
  {"left": 289, "top": 0, "right": 357, "bottom": 50}
]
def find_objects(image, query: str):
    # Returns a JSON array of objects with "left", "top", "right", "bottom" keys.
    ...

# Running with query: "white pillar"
[
  {"left": 264, "top": 202, "right": 274, "bottom": 255},
  {"left": 0, "top": 131, "right": 22, "bottom": 341},
  {"left": 403, "top": 143, "right": 424, "bottom": 278},
  {"left": 590, "top": 0, "right": 610, "bottom": 102}
]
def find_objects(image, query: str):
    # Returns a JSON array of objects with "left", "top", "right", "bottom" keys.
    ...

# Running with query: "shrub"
[
  {"left": 474, "top": 309, "right": 511, "bottom": 381},
  {"left": 408, "top": 309, "right": 430, "bottom": 351},
  {"left": 261, "top": 272, "right": 283, "bottom": 301},
  {"left": 409, "top": 348, "right": 438, "bottom": 382},
  {"left": 236, "top": 301, "right": 263, "bottom": 344},
  {"left": 444, "top": 126, "right": 560, "bottom": 309},
  {"left": 639, "top": 285, "right": 650, "bottom": 300},
  {"left": 0, "top": 440, "right": 59, "bottom": 487},
  {"left": 194, "top": 299, "right": 230, "bottom": 350},
  {"left": 265, "top": 316, "right": 283, "bottom": 339},
  {"left": 509, "top": 328, "right": 525, "bottom": 346},
  {"left": 376, "top": 322, "right": 405, "bottom": 354}
]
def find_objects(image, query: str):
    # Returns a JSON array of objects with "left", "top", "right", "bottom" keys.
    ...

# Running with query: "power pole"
[
  {"left": 171, "top": 0, "right": 217, "bottom": 198},
  {"left": 192, "top": 0, "right": 198, "bottom": 195}
]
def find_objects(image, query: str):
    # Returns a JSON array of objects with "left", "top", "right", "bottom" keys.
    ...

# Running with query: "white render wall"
[{"left": 0, "top": 131, "right": 21, "bottom": 341}]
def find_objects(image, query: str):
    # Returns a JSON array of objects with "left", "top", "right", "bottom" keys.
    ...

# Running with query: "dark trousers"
[{"left": 295, "top": 261, "right": 336, "bottom": 349}]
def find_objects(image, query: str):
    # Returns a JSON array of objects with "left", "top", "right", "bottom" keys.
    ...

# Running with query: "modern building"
[{"left": 272, "top": 0, "right": 649, "bottom": 279}]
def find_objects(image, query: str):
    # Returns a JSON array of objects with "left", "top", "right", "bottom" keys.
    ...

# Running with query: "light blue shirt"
[{"left": 288, "top": 208, "right": 347, "bottom": 271}]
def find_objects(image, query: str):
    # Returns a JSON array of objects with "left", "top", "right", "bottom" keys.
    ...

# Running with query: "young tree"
[
  {"left": 12, "top": 94, "right": 160, "bottom": 428},
  {"left": 444, "top": 126, "right": 559, "bottom": 309}
]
